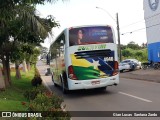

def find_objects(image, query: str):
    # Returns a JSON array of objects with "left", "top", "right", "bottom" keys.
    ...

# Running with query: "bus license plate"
[{"left": 91, "top": 81, "right": 100, "bottom": 85}]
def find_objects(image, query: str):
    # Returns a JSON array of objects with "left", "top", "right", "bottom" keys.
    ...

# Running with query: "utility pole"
[
  {"left": 116, "top": 13, "right": 122, "bottom": 62},
  {"left": 96, "top": 7, "right": 122, "bottom": 62}
]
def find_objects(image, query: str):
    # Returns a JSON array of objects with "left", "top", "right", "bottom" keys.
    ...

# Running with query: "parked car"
[
  {"left": 119, "top": 62, "right": 131, "bottom": 72},
  {"left": 121, "top": 59, "right": 142, "bottom": 70}
]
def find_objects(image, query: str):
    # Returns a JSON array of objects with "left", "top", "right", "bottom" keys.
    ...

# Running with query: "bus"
[{"left": 50, "top": 25, "right": 119, "bottom": 93}]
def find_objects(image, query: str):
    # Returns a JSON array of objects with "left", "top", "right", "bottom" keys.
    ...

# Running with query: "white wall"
[{"left": 144, "top": 0, "right": 160, "bottom": 44}]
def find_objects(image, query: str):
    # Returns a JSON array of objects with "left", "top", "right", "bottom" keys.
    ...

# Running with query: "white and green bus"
[{"left": 50, "top": 25, "right": 119, "bottom": 93}]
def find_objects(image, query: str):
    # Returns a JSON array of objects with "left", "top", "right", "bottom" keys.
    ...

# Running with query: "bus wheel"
[
  {"left": 52, "top": 74, "right": 58, "bottom": 87},
  {"left": 54, "top": 82, "right": 58, "bottom": 87},
  {"left": 60, "top": 76, "right": 69, "bottom": 94},
  {"left": 62, "top": 80, "right": 69, "bottom": 94}
]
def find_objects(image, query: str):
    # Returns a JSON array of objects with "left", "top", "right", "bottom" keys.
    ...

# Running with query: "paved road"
[
  {"left": 44, "top": 77, "right": 160, "bottom": 120},
  {"left": 37, "top": 61, "right": 160, "bottom": 120}
]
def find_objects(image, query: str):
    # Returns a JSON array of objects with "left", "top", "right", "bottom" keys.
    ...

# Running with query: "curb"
[
  {"left": 37, "top": 67, "right": 71, "bottom": 119},
  {"left": 41, "top": 76, "right": 52, "bottom": 92},
  {"left": 120, "top": 73, "right": 160, "bottom": 83}
]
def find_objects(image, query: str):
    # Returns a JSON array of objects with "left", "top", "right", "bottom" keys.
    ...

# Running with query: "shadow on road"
[{"left": 50, "top": 84, "right": 118, "bottom": 99}]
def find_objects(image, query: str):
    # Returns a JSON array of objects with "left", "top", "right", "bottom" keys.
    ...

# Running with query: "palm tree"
[{"left": 0, "top": 0, "right": 60, "bottom": 87}]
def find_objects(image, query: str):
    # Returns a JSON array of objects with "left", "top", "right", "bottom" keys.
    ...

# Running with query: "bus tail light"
[
  {"left": 68, "top": 65, "right": 78, "bottom": 80},
  {"left": 112, "top": 61, "right": 119, "bottom": 76}
]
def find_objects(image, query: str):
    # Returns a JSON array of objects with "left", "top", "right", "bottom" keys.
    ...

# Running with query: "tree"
[
  {"left": 10, "top": 42, "right": 25, "bottom": 79},
  {"left": 0, "top": 1, "right": 60, "bottom": 87},
  {"left": 141, "top": 42, "right": 147, "bottom": 48},
  {"left": 23, "top": 44, "right": 35, "bottom": 71},
  {"left": 0, "top": 64, "right": 5, "bottom": 90},
  {"left": 122, "top": 48, "right": 133, "bottom": 57},
  {"left": 39, "top": 46, "right": 48, "bottom": 59},
  {"left": 127, "top": 41, "right": 141, "bottom": 50},
  {"left": 30, "top": 47, "right": 41, "bottom": 67},
  {"left": 121, "top": 44, "right": 127, "bottom": 50}
]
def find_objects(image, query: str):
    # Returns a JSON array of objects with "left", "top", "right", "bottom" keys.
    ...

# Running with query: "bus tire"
[
  {"left": 54, "top": 82, "right": 58, "bottom": 87},
  {"left": 52, "top": 74, "right": 58, "bottom": 87},
  {"left": 60, "top": 75, "right": 69, "bottom": 94},
  {"left": 62, "top": 80, "right": 69, "bottom": 94}
]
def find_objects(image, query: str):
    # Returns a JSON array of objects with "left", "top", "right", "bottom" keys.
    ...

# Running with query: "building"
[{"left": 144, "top": 0, "right": 160, "bottom": 62}]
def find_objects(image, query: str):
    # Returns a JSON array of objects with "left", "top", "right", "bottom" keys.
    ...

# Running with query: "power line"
[
  {"left": 121, "top": 22, "right": 160, "bottom": 35},
  {"left": 121, "top": 28, "right": 145, "bottom": 35},
  {"left": 120, "top": 12, "right": 160, "bottom": 29},
  {"left": 120, "top": 20, "right": 145, "bottom": 29}
]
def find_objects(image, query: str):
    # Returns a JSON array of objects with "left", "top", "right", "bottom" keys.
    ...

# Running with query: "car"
[
  {"left": 121, "top": 59, "right": 142, "bottom": 70},
  {"left": 119, "top": 62, "right": 131, "bottom": 72}
]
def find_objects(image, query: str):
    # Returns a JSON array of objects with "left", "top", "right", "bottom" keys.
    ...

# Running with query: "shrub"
[
  {"left": 25, "top": 91, "right": 71, "bottom": 120},
  {"left": 28, "top": 93, "right": 52, "bottom": 111},
  {"left": 23, "top": 86, "right": 46, "bottom": 101},
  {"left": 135, "top": 51, "right": 143, "bottom": 57},
  {"left": 31, "top": 76, "right": 42, "bottom": 87},
  {"left": 31, "top": 68, "right": 42, "bottom": 87},
  {"left": 121, "top": 48, "right": 148, "bottom": 62},
  {"left": 23, "top": 67, "right": 70, "bottom": 119},
  {"left": 122, "top": 48, "right": 133, "bottom": 57},
  {"left": 50, "top": 93, "right": 64, "bottom": 109}
]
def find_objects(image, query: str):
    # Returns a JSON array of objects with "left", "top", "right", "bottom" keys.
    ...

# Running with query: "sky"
[{"left": 36, "top": 0, "right": 147, "bottom": 48}]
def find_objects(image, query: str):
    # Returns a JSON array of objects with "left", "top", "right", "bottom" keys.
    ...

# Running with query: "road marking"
[{"left": 119, "top": 92, "right": 152, "bottom": 103}]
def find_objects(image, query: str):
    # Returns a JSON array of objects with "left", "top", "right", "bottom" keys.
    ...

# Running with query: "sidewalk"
[
  {"left": 36, "top": 61, "right": 54, "bottom": 92},
  {"left": 120, "top": 69, "right": 160, "bottom": 83}
]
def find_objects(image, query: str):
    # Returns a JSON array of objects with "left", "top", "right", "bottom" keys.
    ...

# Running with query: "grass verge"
[{"left": 0, "top": 68, "right": 35, "bottom": 111}]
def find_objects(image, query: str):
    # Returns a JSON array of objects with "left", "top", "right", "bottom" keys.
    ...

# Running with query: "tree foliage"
[
  {"left": 122, "top": 48, "right": 133, "bottom": 57},
  {"left": 121, "top": 41, "right": 148, "bottom": 62},
  {"left": 126, "top": 41, "right": 141, "bottom": 50},
  {"left": 0, "top": 0, "right": 60, "bottom": 87}
]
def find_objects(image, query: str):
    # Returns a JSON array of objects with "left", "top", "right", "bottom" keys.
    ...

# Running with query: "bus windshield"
[{"left": 69, "top": 26, "right": 113, "bottom": 46}]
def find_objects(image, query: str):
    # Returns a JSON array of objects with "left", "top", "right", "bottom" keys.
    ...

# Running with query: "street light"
[{"left": 96, "top": 7, "right": 122, "bottom": 62}]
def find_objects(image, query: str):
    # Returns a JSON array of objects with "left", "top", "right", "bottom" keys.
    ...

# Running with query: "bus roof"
[
  {"left": 66, "top": 24, "right": 113, "bottom": 30},
  {"left": 50, "top": 24, "right": 114, "bottom": 48}
]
